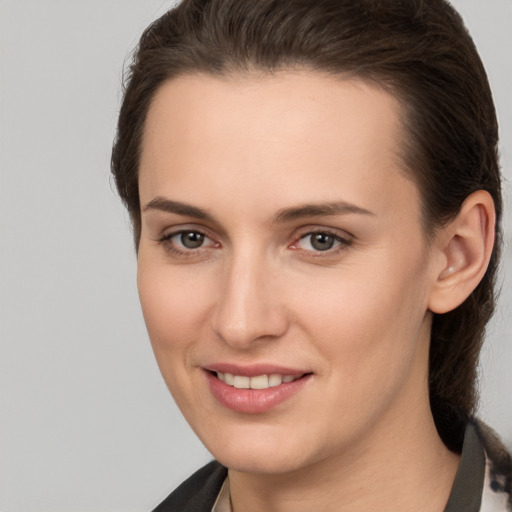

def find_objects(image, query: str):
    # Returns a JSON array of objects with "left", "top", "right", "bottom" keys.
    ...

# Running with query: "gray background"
[{"left": 0, "top": 1, "right": 511, "bottom": 511}]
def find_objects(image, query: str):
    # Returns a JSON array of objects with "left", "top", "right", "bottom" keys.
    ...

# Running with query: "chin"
[
  {"left": 214, "top": 447, "right": 310, "bottom": 475},
  {"left": 197, "top": 424, "right": 324, "bottom": 475}
]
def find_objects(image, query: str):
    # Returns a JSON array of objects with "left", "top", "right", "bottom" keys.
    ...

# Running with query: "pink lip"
[{"left": 204, "top": 366, "right": 312, "bottom": 414}]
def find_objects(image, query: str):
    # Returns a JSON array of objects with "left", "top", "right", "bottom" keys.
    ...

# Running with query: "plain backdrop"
[{"left": 1, "top": 1, "right": 511, "bottom": 511}]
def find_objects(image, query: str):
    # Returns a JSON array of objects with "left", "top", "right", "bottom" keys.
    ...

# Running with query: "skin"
[{"left": 136, "top": 71, "right": 492, "bottom": 512}]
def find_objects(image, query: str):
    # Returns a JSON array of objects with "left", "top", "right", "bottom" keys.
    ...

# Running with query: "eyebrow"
[
  {"left": 143, "top": 197, "right": 215, "bottom": 221},
  {"left": 143, "top": 197, "right": 374, "bottom": 223},
  {"left": 272, "top": 201, "right": 375, "bottom": 223}
]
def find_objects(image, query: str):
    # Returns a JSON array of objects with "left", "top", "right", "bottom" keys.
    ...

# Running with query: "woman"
[{"left": 111, "top": 0, "right": 511, "bottom": 510}]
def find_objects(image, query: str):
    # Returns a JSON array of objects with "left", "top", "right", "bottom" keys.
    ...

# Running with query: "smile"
[
  {"left": 206, "top": 368, "right": 312, "bottom": 413},
  {"left": 216, "top": 372, "right": 303, "bottom": 389}
]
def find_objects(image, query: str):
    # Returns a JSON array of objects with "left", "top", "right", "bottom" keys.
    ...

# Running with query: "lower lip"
[{"left": 205, "top": 371, "right": 311, "bottom": 414}]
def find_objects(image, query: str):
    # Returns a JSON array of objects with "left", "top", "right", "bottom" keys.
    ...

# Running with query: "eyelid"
[
  {"left": 157, "top": 223, "right": 215, "bottom": 241},
  {"left": 289, "top": 227, "right": 353, "bottom": 254},
  {"left": 292, "top": 225, "right": 353, "bottom": 242},
  {"left": 159, "top": 227, "right": 207, "bottom": 242},
  {"left": 157, "top": 225, "right": 221, "bottom": 256}
]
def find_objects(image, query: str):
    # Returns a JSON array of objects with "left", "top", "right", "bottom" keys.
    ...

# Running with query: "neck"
[{"left": 228, "top": 403, "right": 460, "bottom": 512}]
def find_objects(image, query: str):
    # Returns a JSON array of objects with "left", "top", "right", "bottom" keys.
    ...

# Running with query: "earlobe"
[{"left": 428, "top": 190, "right": 496, "bottom": 314}]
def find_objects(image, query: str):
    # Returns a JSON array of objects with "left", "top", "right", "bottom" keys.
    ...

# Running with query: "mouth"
[
  {"left": 204, "top": 367, "right": 312, "bottom": 413},
  {"left": 213, "top": 371, "right": 305, "bottom": 389}
]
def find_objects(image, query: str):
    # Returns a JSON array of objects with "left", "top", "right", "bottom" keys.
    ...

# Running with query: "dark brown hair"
[{"left": 111, "top": 0, "right": 502, "bottom": 448}]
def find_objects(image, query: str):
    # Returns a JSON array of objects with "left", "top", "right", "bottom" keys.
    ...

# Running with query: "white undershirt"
[{"left": 212, "top": 477, "right": 231, "bottom": 512}]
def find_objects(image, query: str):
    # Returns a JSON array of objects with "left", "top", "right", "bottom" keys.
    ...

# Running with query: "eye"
[
  {"left": 159, "top": 229, "right": 219, "bottom": 254},
  {"left": 292, "top": 231, "right": 351, "bottom": 253},
  {"left": 174, "top": 230, "right": 206, "bottom": 249}
]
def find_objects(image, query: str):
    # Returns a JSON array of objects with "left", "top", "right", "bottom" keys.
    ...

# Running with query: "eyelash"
[
  {"left": 291, "top": 230, "right": 352, "bottom": 257},
  {"left": 158, "top": 229, "right": 218, "bottom": 257},
  {"left": 157, "top": 228, "right": 353, "bottom": 258}
]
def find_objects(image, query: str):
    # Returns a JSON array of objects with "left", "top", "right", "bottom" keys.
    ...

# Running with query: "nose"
[{"left": 210, "top": 252, "right": 289, "bottom": 349}]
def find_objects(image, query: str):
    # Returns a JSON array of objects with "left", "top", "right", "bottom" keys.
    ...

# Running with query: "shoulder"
[
  {"left": 152, "top": 460, "right": 228, "bottom": 512},
  {"left": 472, "top": 419, "right": 512, "bottom": 511}
]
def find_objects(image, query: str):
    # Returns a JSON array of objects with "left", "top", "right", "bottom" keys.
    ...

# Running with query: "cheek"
[
  {"left": 290, "top": 263, "right": 431, "bottom": 443},
  {"left": 136, "top": 258, "right": 217, "bottom": 415},
  {"left": 136, "top": 258, "right": 211, "bottom": 354},
  {"left": 292, "top": 252, "right": 430, "bottom": 377}
]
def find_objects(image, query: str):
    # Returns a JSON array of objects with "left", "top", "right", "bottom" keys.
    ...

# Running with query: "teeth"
[
  {"left": 233, "top": 375, "right": 250, "bottom": 389},
  {"left": 216, "top": 372, "right": 301, "bottom": 389},
  {"left": 224, "top": 372, "right": 235, "bottom": 385},
  {"left": 249, "top": 375, "right": 269, "bottom": 389},
  {"left": 268, "top": 374, "right": 283, "bottom": 387}
]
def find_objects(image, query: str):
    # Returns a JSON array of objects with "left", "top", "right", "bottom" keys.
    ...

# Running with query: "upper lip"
[{"left": 204, "top": 363, "right": 310, "bottom": 377}]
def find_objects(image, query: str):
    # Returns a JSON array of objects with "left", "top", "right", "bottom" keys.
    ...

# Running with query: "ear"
[{"left": 428, "top": 190, "right": 496, "bottom": 314}]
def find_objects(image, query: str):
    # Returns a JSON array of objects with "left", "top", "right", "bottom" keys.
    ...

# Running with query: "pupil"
[
  {"left": 311, "top": 233, "right": 334, "bottom": 251},
  {"left": 181, "top": 231, "right": 204, "bottom": 249}
]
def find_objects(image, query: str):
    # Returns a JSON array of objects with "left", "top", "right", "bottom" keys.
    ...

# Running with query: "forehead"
[
  {"left": 139, "top": 71, "right": 419, "bottom": 224},
  {"left": 141, "top": 70, "right": 406, "bottom": 164}
]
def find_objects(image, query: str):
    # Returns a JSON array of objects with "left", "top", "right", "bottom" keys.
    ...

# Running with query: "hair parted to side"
[{"left": 111, "top": 0, "right": 502, "bottom": 449}]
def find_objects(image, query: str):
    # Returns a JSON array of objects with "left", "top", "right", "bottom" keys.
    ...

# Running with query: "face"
[{"left": 137, "top": 71, "right": 439, "bottom": 475}]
